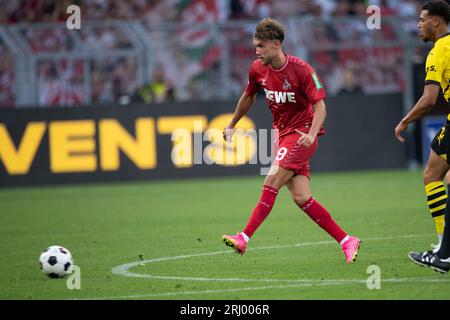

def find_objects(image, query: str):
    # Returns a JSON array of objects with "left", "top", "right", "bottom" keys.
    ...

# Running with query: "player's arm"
[
  {"left": 394, "top": 84, "right": 441, "bottom": 143},
  {"left": 296, "top": 99, "right": 326, "bottom": 147},
  {"left": 396, "top": 46, "right": 445, "bottom": 142},
  {"left": 296, "top": 64, "right": 327, "bottom": 147},
  {"left": 309, "top": 99, "right": 326, "bottom": 137},
  {"left": 223, "top": 92, "right": 256, "bottom": 142}
]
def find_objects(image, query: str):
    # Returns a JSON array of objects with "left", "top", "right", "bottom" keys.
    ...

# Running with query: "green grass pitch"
[{"left": 1, "top": 169, "right": 450, "bottom": 300}]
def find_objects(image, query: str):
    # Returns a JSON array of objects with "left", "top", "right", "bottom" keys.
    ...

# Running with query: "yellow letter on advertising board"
[
  {"left": 99, "top": 118, "right": 156, "bottom": 171},
  {"left": 204, "top": 114, "right": 257, "bottom": 166},
  {"left": 0, "top": 122, "right": 46, "bottom": 175},
  {"left": 170, "top": 129, "right": 193, "bottom": 168},
  {"left": 157, "top": 116, "right": 207, "bottom": 168},
  {"left": 49, "top": 120, "right": 97, "bottom": 173}
]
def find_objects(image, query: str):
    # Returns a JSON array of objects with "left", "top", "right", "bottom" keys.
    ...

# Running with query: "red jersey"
[{"left": 244, "top": 54, "right": 326, "bottom": 137}]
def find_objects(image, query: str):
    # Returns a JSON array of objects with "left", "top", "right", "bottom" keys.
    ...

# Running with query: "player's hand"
[
  {"left": 295, "top": 129, "right": 315, "bottom": 147},
  {"left": 223, "top": 127, "right": 234, "bottom": 143},
  {"left": 394, "top": 121, "right": 408, "bottom": 143}
]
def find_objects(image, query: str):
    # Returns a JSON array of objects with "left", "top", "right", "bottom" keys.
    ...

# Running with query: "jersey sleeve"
[
  {"left": 244, "top": 62, "right": 259, "bottom": 96},
  {"left": 425, "top": 47, "right": 444, "bottom": 86},
  {"left": 301, "top": 64, "right": 326, "bottom": 104}
]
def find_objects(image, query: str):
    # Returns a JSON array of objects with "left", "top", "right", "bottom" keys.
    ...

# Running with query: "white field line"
[
  {"left": 81, "top": 277, "right": 450, "bottom": 300},
  {"left": 74, "top": 233, "right": 447, "bottom": 300},
  {"left": 111, "top": 234, "right": 432, "bottom": 282}
]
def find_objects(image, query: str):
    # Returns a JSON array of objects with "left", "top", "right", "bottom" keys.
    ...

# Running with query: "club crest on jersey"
[
  {"left": 283, "top": 79, "right": 291, "bottom": 90},
  {"left": 260, "top": 79, "right": 266, "bottom": 86}
]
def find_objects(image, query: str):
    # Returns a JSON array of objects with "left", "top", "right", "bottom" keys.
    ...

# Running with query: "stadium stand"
[{"left": 0, "top": 0, "right": 430, "bottom": 107}]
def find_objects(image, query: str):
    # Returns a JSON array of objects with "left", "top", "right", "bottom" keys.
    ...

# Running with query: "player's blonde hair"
[{"left": 253, "top": 18, "right": 285, "bottom": 43}]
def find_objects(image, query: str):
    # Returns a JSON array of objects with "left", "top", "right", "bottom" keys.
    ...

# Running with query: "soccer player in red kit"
[{"left": 222, "top": 18, "right": 360, "bottom": 262}]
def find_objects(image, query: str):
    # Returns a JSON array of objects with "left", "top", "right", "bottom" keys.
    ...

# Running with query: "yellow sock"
[
  {"left": 434, "top": 215, "right": 445, "bottom": 235},
  {"left": 425, "top": 181, "right": 447, "bottom": 235}
]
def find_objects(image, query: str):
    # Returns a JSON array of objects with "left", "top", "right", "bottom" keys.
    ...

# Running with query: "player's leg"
[
  {"left": 286, "top": 175, "right": 360, "bottom": 262},
  {"left": 241, "top": 165, "right": 294, "bottom": 240},
  {"left": 222, "top": 165, "right": 294, "bottom": 255},
  {"left": 435, "top": 150, "right": 450, "bottom": 265},
  {"left": 409, "top": 149, "right": 450, "bottom": 272},
  {"left": 423, "top": 149, "right": 449, "bottom": 252},
  {"left": 444, "top": 170, "right": 450, "bottom": 185}
]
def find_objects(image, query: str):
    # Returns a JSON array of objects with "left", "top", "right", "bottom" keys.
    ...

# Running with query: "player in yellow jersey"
[{"left": 395, "top": 0, "right": 450, "bottom": 273}]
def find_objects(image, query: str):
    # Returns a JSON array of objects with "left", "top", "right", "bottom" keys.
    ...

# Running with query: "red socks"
[
  {"left": 299, "top": 197, "right": 347, "bottom": 243},
  {"left": 243, "top": 185, "right": 278, "bottom": 238},
  {"left": 242, "top": 188, "right": 346, "bottom": 244}
]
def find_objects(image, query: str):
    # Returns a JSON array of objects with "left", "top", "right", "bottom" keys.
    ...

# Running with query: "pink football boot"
[
  {"left": 341, "top": 236, "right": 361, "bottom": 263},
  {"left": 222, "top": 233, "right": 247, "bottom": 255}
]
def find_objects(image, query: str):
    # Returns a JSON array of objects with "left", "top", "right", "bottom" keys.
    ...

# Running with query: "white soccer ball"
[{"left": 39, "top": 246, "right": 73, "bottom": 278}]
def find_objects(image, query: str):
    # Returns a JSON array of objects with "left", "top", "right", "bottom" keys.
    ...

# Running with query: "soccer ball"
[{"left": 39, "top": 246, "right": 73, "bottom": 278}]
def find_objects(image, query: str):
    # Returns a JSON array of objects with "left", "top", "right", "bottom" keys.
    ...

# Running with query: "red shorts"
[{"left": 273, "top": 130, "right": 318, "bottom": 179}]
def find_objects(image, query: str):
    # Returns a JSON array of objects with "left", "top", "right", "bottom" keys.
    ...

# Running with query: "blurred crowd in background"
[
  {"left": 0, "top": 0, "right": 433, "bottom": 107},
  {"left": 0, "top": 0, "right": 425, "bottom": 23}
]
